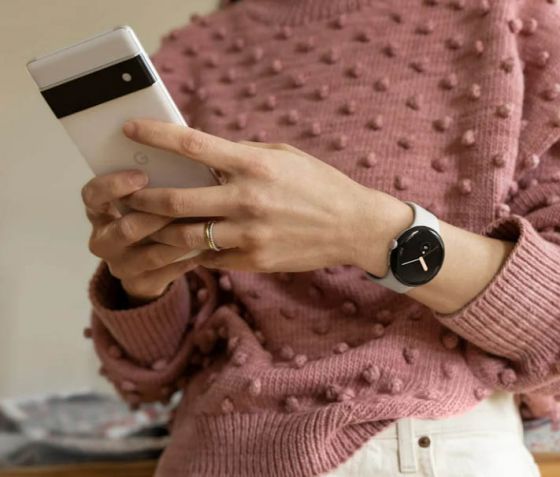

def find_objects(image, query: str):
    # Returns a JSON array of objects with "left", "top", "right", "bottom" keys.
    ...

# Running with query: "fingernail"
[
  {"left": 130, "top": 171, "right": 148, "bottom": 186},
  {"left": 123, "top": 121, "right": 136, "bottom": 136}
]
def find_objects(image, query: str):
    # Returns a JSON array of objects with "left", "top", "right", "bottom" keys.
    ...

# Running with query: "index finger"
[{"left": 122, "top": 119, "right": 256, "bottom": 175}]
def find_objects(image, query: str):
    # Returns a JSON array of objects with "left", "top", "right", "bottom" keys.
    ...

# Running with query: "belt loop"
[{"left": 396, "top": 417, "right": 418, "bottom": 473}]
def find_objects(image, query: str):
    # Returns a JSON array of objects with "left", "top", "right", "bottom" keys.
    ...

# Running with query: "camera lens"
[{"left": 121, "top": 72, "right": 132, "bottom": 82}]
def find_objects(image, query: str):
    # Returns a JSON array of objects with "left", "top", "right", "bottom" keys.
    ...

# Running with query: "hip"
[{"left": 321, "top": 390, "right": 541, "bottom": 477}]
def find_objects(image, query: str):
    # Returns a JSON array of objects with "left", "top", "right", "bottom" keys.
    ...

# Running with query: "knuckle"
[
  {"left": 88, "top": 235, "right": 103, "bottom": 258},
  {"left": 242, "top": 152, "right": 264, "bottom": 173},
  {"left": 260, "top": 226, "right": 273, "bottom": 244},
  {"left": 144, "top": 246, "right": 165, "bottom": 269},
  {"left": 113, "top": 217, "right": 137, "bottom": 243},
  {"left": 250, "top": 159, "right": 275, "bottom": 180},
  {"left": 180, "top": 130, "right": 207, "bottom": 156},
  {"left": 235, "top": 150, "right": 261, "bottom": 175},
  {"left": 249, "top": 250, "right": 271, "bottom": 271},
  {"left": 107, "top": 261, "right": 125, "bottom": 279},
  {"left": 242, "top": 224, "right": 268, "bottom": 248},
  {"left": 179, "top": 227, "right": 198, "bottom": 249},
  {"left": 253, "top": 225, "right": 271, "bottom": 246},
  {"left": 238, "top": 189, "right": 267, "bottom": 218},
  {"left": 241, "top": 228, "right": 255, "bottom": 247},
  {"left": 163, "top": 191, "right": 187, "bottom": 216},
  {"left": 104, "top": 178, "right": 121, "bottom": 200}
]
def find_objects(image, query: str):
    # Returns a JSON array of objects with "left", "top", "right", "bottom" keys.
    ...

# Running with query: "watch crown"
[{"left": 390, "top": 239, "right": 398, "bottom": 250}]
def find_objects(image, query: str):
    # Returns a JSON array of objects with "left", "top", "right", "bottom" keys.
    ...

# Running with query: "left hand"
[{"left": 120, "top": 119, "right": 398, "bottom": 273}]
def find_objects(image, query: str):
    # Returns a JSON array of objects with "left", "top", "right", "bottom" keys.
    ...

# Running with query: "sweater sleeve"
[
  {"left": 429, "top": 0, "right": 560, "bottom": 397},
  {"left": 87, "top": 260, "right": 222, "bottom": 408},
  {"left": 431, "top": 168, "right": 560, "bottom": 395}
]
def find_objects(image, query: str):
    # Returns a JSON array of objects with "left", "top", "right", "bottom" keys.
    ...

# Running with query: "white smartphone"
[{"left": 26, "top": 25, "right": 220, "bottom": 260}]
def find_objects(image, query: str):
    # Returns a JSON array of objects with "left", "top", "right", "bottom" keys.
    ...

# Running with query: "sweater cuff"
[
  {"left": 88, "top": 260, "right": 191, "bottom": 365},
  {"left": 431, "top": 214, "right": 560, "bottom": 371}
]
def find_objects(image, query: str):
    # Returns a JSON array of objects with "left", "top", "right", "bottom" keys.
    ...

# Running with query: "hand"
[
  {"left": 119, "top": 118, "right": 385, "bottom": 273},
  {"left": 81, "top": 170, "right": 199, "bottom": 303}
]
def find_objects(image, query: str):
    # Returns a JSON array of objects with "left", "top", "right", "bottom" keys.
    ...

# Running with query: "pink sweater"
[{"left": 87, "top": 0, "right": 560, "bottom": 475}]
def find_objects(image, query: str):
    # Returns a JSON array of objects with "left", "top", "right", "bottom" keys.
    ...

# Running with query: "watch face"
[{"left": 390, "top": 226, "right": 445, "bottom": 286}]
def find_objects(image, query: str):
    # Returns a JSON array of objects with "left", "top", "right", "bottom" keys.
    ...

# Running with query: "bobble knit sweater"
[{"left": 87, "top": 0, "right": 560, "bottom": 475}]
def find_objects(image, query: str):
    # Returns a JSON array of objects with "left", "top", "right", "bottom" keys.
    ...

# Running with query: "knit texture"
[{"left": 86, "top": 1, "right": 560, "bottom": 475}]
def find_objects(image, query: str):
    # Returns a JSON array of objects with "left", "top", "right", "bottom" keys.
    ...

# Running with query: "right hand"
[{"left": 81, "top": 170, "right": 199, "bottom": 304}]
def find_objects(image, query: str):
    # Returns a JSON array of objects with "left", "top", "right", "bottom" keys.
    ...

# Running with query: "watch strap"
[{"left": 407, "top": 201, "right": 440, "bottom": 234}]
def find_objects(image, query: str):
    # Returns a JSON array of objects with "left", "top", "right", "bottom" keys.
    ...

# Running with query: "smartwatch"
[{"left": 364, "top": 201, "right": 445, "bottom": 293}]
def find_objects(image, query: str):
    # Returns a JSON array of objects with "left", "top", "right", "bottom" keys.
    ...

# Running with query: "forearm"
[
  {"left": 407, "top": 218, "right": 515, "bottom": 314},
  {"left": 352, "top": 188, "right": 516, "bottom": 314}
]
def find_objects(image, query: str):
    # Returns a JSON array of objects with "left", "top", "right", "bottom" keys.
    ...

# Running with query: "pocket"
[
  {"left": 500, "top": 437, "right": 541, "bottom": 477},
  {"left": 431, "top": 431, "right": 541, "bottom": 477},
  {"left": 431, "top": 432, "right": 480, "bottom": 477},
  {"left": 319, "top": 436, "right": 398, "bottom": 476}
]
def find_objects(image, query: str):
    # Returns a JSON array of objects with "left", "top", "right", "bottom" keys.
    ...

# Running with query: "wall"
[{"left": 0, "top": 0, "right": 218, "bottom": 399}]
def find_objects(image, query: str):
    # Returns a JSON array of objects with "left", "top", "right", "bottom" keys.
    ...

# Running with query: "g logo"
[{"left": 133, "top": 151, "right": 149, "bottom": 165}]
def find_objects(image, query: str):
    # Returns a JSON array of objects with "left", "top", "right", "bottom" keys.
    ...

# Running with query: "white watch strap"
[{"left": 365, "top": 201, "right": 439, "bottom": 293}]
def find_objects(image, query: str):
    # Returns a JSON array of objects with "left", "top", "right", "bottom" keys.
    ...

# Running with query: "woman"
[{"left": 82, "top": 0, "right": 560, "bottom": 475}]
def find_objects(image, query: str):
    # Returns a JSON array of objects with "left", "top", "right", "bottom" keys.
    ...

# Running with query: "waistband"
[{"left": 373, "top": 390, "right": 524, "bottom": 439}]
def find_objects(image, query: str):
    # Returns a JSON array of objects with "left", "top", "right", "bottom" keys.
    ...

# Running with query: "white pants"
[{"left": 321, "top": 390, "right": 541, "bottom": 477}]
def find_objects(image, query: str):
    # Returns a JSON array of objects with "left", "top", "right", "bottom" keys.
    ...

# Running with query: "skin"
[
  {"left": 82, "top": 118, "right": 515, "bottom": 313},
  {"left": 81, "top": 170, "right": 198, "bottom": 305}
]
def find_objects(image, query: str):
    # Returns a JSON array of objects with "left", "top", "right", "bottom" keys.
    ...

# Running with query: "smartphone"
[{"left": 26, "top": 25, "right": 220, "bottom": 260}]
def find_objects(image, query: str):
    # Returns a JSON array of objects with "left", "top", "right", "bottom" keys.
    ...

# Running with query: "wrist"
[
  {"left": 347, "top": 188, "right": 414, "bottom": 275},
  {"left": 123, "top": 282, "right": 170, "bottom": 308}
]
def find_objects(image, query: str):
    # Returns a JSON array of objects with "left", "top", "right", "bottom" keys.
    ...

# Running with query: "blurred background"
[{"left": 0, "top": 0, "right": 217, "bottom": 401}]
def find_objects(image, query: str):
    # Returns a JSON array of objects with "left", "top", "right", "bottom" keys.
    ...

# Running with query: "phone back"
[{"left": 26, "top": 26, "right": 219, "bottom": 190}]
